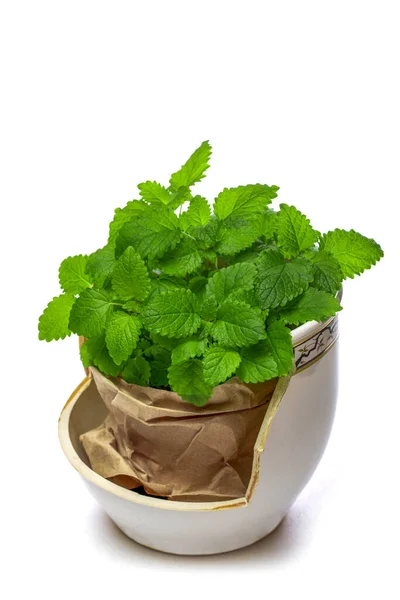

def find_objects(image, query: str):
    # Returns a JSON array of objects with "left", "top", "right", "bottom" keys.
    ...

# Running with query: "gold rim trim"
[{"left": 244, "top": 369, "right": 294, "bottom": 503}]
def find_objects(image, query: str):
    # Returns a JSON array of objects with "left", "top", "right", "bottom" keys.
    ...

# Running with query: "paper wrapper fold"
[{"left": 80, "top": 368, "right": 280, "bottom": 502}]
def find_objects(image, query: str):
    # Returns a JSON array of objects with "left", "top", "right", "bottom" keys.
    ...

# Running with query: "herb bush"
[{"left": 38, "top": 142, "right": 383, "bottom": 405}]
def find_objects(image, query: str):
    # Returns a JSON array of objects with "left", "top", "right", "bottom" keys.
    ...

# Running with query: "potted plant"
[{"left": 39, "top": 141, "right": 383, "bottom": 555}]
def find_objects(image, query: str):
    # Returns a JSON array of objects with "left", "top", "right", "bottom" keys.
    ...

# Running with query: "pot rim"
[{"left": 59, "top": 296, "right": 342, "bottom": 513}]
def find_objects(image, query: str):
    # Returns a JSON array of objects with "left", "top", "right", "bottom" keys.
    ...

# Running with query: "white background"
[{"left": 1, "top": 1, "right": 398, "bottom": 598}]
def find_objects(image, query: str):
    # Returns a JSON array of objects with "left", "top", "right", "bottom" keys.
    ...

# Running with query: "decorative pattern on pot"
[{"left": 293, "top": 315, "right": 339, "bottom": 372}]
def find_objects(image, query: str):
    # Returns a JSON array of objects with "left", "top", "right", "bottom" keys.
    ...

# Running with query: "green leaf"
[
  {"left": 260, "top": 209, "right": 278, "bottom": 240},
  {"left": 105, "top": 311, "right": 142, "bottom": 364},
  {"left": 158, "top": 238, "right": 202, "bottom": 277},
  {"left": 169, "top": 141, "right": 212, "bottom": 191},
  {"left": 69, "top": 289, "right": 115, "bottom": 337},
  {"left": 212, "top": 300, "right": 266, "bottom": 347},
  {"left": 214, "top": 184, "right": 277, "bottom": 221},
  {"left": 265, "top": 321, "right": 293, "bottom": 376},
  {"left": 237, "top": 340, "right": 278, "bottom": 383},
  {"left": 147, "top": 346, "right": 171, "bottom": 387},
  {"left": 122, "top": 356, "right": 151, "bottom": 385},
  {"left": 168, "top": 359, "right": 213, "bottom": 405},
  {"left": 179, "top": 196, "right": 211, "bottom": 231},
  {"left": 202, "top": 345, "right": 241, "bottom": 386},
  {"left": 171, "top": 338, "right": 208, "bottom": 364},
  {"left": 149, "top": 332, "right": 181, "bottom": 350},
  {"left": 206, "top": 262, "right": 257, "bottom": 304},
  {"left": 167, "top": 186, "right": 192, "bottom": 210},
  {"left": 138, "top": 181, "right": 171, "bottom": 205},
  {"left": 277, "top": 204, "right": 320, "bottom": 258},
  {"left": 279, "top": 288, "right": 342, "bottom": 326},
  {"left": 38, "top": 294, "right": 75, "bottom": 341},
  {"left": 58, "top": 255, "right": 92, "bottom": 294},
  {"left": 122, "top": 299, "right": 143, "bottom": 313},
  {"left": 228, "top": 287, "right": 259, "bottom": 307},
  {"left": 189, "top": 276, "right": 208, "bottom": 299},
  {"left": 230, "top": 248, "right": 260, "bottom": 265},
  {"left": 79, "top": 340, "right": 92, "bottom": 368},
  {"left": 311, "top": 250, "right": 343, "bottom": 294},
  {"left": 142, "top": 289, "right": 201, "bottom": 338},
  {"left": 217, "top": 216, "right": 261, "bottom": 255},
  {"left": 112, "top": 246, "right": 151, "bottom": 301},
  {"left": 115, "top": 206, "right": 181, "bottom": 260},
  {"left": 81, "top": 335, "right": 122, "bottom": 377},
  {"left": 108, "top": 200, "right": 146, "bottom": 245},
  {"left": 200, "top": 295, "right": 218, "bottom": 321},
  {"left": 86, "top": 245, "right": 116, "bottom": 288},
  {"left": 255, "top": 247, "right": 313, "bottom": 309},
  {"left": 148, "top": 275, "right": 187, "bottom": 300},
  {"left": 320, "top": 229, "right": 384, "bottom": 279},
  {"left": 190, "top": 218, "right": 219, "bottom": 249}
]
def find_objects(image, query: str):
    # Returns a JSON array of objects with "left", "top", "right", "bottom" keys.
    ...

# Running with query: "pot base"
[{"left": 116, "top": 514, "right": 285, "bottom": 555}]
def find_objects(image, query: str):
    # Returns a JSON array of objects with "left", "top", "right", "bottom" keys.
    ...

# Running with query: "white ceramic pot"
[{"left": 59, "top": 312, "right": 339, "bottom": 555}]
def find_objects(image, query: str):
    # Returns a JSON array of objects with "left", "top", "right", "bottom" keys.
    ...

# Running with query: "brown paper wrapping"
[{"left": 80, "top": 368, "right": 279, "bottom": 502}]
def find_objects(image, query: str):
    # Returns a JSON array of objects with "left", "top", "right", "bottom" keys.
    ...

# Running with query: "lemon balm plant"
[{"left": 38, "top": 142, "right": 383, "bottom": 405}]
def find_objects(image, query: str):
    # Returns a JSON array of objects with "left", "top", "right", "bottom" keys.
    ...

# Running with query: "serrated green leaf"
[
  {"left": 79, "top": 340, "right": 91, "bottom": 368},
  {"left": 171, "top": 338, "right": 208, "bottom": 365},
  {"left": 202, "top": 345, "right": 241, "bottom": 386},
  {"left": 168, "top": 359, "right": 213, "bottom": 405},
  {"left": 149, "top": 332, "right": 181, "bottom": 350},
  {"left": 265, "top": 321, "right": 293, "bottom": 376},
  {"left": 38, "top": 294, "right": 75, "bottom": 341},
  {"left": 277, "top": 204, "right": 320, "bottom": 258},
  {"left": 158, "top": 238, "right": 202, "bottom": 277},
  {"left": 212, "top": 300, "right": 266, "bottom": 347},
  {"left": 69, "top": 288, "right": 115, "bottom": 337},
  {"left": 122, "top": 299, "right": 143, "bottom": 313},
  {"left": 311, "top": 250, "right": 343, "bottom": 294},
  {"left": 169, "top": 141, "right": 212, "bottom": 191},
  {"left": 217, "top": 216, "right": 261, "bottom": 255},
  {"left": 138, "top": 181, "right": 171, "bottom": 205},
  {"left": 206, "top": 262, "right": 257, "bottom": 304},
  {"left": 279, "top": 288, "right": 342, "bottom": 326},
  {"left": 167, "top": 186, "right": 192, "bottom": 210},
  {"left": 190, "top": 218, "right": 219, "bottom": 249},
  {"left": 179, "top": 196, "right": 211, "bottom": 231},
  {"left": 237, "top": 340, "right": 278, "bottom": 383},
  {"left": 86, "top": 245, "right": 116, "bottom": 288},
  {"left": 122, "top": 356, "right": 151, "bottom": 385},
  {"left": 320, "top": 229, "right": 384, "bottom": 279},
  {"left": 255, "top": 247, "right": 313, "bottom": 309},
  {"left": 214, "top": 184, "right": 277, "bottom": 221},
  {"left": 112, "top": 246, "right": 151, "bottom": 301},
  {"left": 105, "top": 311, "right": 142, "bottom": 364},
  {"left": 115, "top": 205, "right": 181, "bottom": 260},
  {"left": 83, "top": 335, "right": 122, "bottom": 377},
  {"left": 58, "top": 255, "right": 92, "bottom": 294},
  {"left": 142, "top": 289, "right": 201, "bottom": 338},
  {"left": 260, "top": 209, "right": 278, "bottom": 240},
  {"left": 228, "top": 287, "right": 259, "bottom": 307},
  {"left": 148, "top": 275, "right": 187, "bottom": 300},
  {"left": 200, "top": 295, "right": 218, "bottom": 321},
  {"left": 108, "top": 200, "right": 147, "bottom": 245}
]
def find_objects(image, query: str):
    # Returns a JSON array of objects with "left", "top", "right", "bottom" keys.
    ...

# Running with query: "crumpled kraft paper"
[{"left": 80, "top": 367, "right": 279, "bottom": 502}]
